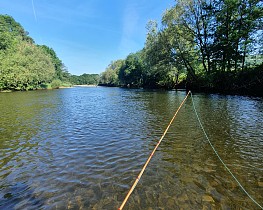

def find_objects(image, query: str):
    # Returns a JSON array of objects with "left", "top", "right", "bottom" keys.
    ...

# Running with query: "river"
[{"left": 0, "top": 87, "right": 262, "bottom": 209}]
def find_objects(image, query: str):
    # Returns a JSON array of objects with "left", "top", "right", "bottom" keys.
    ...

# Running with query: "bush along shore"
[
  {"left": 99, "top": 1, "right": 263, "bottom": 96},
  {"left": 0, "top": 15, "right": 72, "bottom": 92},
  {"left": 0, "top": 15, "right": 100, "bottom": 92}
]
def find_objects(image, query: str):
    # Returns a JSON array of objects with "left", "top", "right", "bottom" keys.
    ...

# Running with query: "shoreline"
[
  {"left": 73, "top": 85, "right": 98, "bottom": 87},
  {"left": 58, "top": 86, "right": 73, "bottom": 89}
]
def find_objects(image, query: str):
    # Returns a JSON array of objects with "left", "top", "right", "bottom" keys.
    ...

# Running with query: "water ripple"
[{"left": 0, "top": 88, "right": 262, "bottom": 209}]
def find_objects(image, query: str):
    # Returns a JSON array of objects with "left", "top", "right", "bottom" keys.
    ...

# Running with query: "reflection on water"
[{"left": 0, "top": 88, "right": 262, "bottom": 209}]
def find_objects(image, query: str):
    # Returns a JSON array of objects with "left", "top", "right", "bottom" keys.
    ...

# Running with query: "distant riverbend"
[
  {"left": 73, "top": 84, "right": 97, "bottom": 87},
  {"left": 0, "top": 87, "right": 262, "bottom": 209}
]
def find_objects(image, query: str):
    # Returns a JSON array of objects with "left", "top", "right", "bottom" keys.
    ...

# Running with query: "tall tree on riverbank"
[
  {"left": 38, "top": 45, "right": 70, "bottom": 81},
  {"left": 0, "top": 40, "right": 55, "bottom": 90},
  {"left": 101, "top": 0, "right": 262, "bottom": 93},
  {"left": 207, "top": 0, "right": 261, "bottom": 72},
  {"left": 0, "top": 15, "right": 34, "bottom": 44},
  {"left": 119, "top": 52, "right": 144, "bottom": 87},
  {"left": 0, "top": 15, "right": 67, "bottom": 91},
  {"left": 100, "top": 60, "right": 124, "bottom": 86}
]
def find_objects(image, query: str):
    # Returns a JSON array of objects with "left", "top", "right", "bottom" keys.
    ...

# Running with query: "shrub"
[{"left": 51, "top": 79, "right": 62, "bottom": 89}]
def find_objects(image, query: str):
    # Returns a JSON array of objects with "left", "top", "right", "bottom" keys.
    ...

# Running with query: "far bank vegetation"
[{"left": 100, "top": 0, "right": 263, "bottom": 95}]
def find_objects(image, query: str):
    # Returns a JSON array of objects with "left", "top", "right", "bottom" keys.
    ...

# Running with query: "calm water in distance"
[{"left": 0, "top": 87, "right": 262, "bottom": 209}]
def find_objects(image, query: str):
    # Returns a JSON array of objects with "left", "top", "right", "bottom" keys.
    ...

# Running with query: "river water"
[{"left": 0, "top": 87, "right": 262, "bottom": 209}]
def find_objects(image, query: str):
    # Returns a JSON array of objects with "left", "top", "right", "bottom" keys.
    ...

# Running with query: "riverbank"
[
  {"left": 98, "top": 83, "right": 263, "bottom": 97},
  {"left": 0, "top": 83, "right": 73, "bottom": 92},
  {"left": 73, "top": 85, "right": 98, "bottom": 87},
  {"left": 99, "top": 64, "right": 263, "bottom": 97},
  {"left": 58, "top": 86, "right": 73, "bottom": 89}
]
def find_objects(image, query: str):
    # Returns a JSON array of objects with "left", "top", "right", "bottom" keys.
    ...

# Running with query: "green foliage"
[
  {"left": 0, "top": 31, "right": 15, "bottom": 50},
  {"left": 100, "top": 69, "right": 119, "bottom": 86},
  {"left": 119, "top": 52, "right": 144, "bottom": 87},
  {"left": 39, "top": 83, "right": 52, "bottom": 89},
  {"left": 0, "top": 39, "right": 55, "bottom": 90},
  {"left": 38, "top": 45, "right": 70, "bottom": 81},
  {"left": 0, "top": 15, "right": 34, "bottom": 43},
  {"left": 100, "top": 0, "right": 262, "bottom": 93},
  {"left": 51, "top": 79, "right": 62, "bottom": 89},
  {"left": 178, "top": 73, "right": 187, "bottom": 84},
  {"left": 60, "top": 82, "right": 72, "bottom": 87},
  {"left": 0, "top": 14, "right": 66, "bottom": 91},
  {"left": 100, "top": 60, "right": 124, "bottom": 86},
  {"left": 70, "top": 74, "right": 99, "bottom": 85}
]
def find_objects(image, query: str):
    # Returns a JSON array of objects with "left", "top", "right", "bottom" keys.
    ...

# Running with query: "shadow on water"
[
  {"left": 121, "top": 91, "right": 263, "bottom": 209},
  {"left": 0, "top": 88, "right": 262, "bottom": 209},
  {"left": 0, "top": 182, "right": 45, "bottom": 209},
  {"left": 0, "top": 91, "right": 60, "bottom": 209}
]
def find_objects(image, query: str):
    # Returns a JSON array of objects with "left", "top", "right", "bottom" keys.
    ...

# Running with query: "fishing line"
[
  {"left": 190, "top": 92, "right": 263, "bottom": 209},
  {"left": 118, "top": 91, "right": 263, "bottom": 209},
  {"left": 118, "top": 91, "right": 191, "bottom": 210}
]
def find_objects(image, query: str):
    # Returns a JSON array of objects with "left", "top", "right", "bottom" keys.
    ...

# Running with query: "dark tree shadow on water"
[{"left": 0, "top": 182, "right": 45, "bottom": 210}]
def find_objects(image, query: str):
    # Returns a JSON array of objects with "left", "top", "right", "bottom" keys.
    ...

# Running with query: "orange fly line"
[{"left": 118, "top": 90, "right": 191, "bottom": 210}]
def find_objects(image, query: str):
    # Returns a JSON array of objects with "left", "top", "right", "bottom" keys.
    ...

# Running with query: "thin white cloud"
[{"left": 31, "top": 0, "right": 37, "bottom": 22}]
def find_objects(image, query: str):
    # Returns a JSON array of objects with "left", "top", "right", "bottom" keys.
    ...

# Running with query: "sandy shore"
[{"left": 73, "top": 85, "right": 98, "bottom": 87}]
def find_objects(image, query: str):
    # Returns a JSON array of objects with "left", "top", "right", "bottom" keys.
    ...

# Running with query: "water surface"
[{"left": 0, "top": 87, "right": 262, "bottom": 209}]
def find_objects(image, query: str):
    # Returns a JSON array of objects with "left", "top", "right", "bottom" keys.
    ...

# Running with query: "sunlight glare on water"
[{"left": 0, "top": 87, "right": 262, "bottom": 209}]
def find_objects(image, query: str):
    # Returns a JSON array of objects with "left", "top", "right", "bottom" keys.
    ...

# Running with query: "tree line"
[
  {"left": 100, "top": 0, "right": 263, "bottom": 95},
  {"left": 69, "top": 74, "right": 99, "bottom": 85},
  {"left": 0, "top": 15, "right": 99, "bottom": 91},
  {"left": 0, "top": 15, "right": 72, "bottom": 91}
]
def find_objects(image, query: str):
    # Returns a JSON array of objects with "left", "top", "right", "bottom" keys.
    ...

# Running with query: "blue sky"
[{"left": 0, "top": 0, "right": 174, "bottom": 75}]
